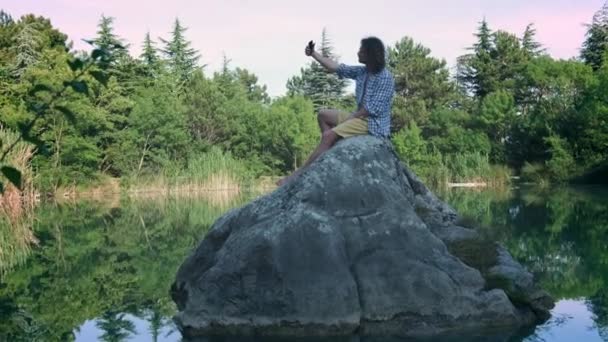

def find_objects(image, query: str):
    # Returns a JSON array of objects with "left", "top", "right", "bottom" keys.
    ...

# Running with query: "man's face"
[{"left": 357, "top": 46, "right": 366, "bottom": 63}]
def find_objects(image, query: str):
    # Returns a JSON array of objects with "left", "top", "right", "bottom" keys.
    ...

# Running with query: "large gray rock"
[{"left": 171, "top": 136, "right": 553, "bottom": 339}]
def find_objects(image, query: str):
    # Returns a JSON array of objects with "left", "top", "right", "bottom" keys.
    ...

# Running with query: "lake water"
[{"left": 1, "top": 185, "right": 607, "bottom": 341}]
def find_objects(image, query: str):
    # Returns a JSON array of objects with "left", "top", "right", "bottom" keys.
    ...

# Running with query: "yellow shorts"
[{"left": 332, "top": 112, "right": 368, "bottom": 138}]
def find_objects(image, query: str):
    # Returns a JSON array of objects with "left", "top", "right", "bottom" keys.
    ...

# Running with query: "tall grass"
[
  {"left": 409, "top": 152, "right": 512, "bottom": 191},
  {"left": 0, "top": 128, "right": 37, "bottom": 215},
  {"left": 0, "top": 127, "right": 38, "bottom": 275},
  {"left": 126, "top": 147, "right": 252, "bottom": 195}
]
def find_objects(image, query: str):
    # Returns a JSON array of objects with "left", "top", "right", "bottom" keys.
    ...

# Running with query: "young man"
[{"left": 277, "top": 36, "right": 395, "bottom": 186}]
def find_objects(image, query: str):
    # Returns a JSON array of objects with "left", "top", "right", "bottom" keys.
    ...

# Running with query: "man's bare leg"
[
  {"left": 276, "top": 109, "right": 341, "bottom": 186},
  {"left": 317, "top": 109, "right": 341, "bottom": 133},
  {"left": 277, "top": 129, "right": 341, "bottom": 186}
]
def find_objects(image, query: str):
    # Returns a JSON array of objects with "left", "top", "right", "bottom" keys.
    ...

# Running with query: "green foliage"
[
  {"left": 160, "top": 18, "right": 200, "bottom": 86},
  {"left": 457, "top": 19, "right": 498, "bottom": 98},
  {"left": 458, "top": 21, "right": 527, "bottom": 99},
  {"left": 392, "top": 121, "right": 427, "bottom": 167},
  {"left": 575, "top": 59, "right": 608, "bottom": 166},
  {"left": 92, "top": 15, "right": 129, "bottom": 68},
  {"left": 234, "top": 67, "right": 270, "bottom": 104},
  {"left": 140, "top": 31, "right": 159, "bottom": 69},
  {"left": 508, "top": 57, "right": 594, "bottom": 168},
  {"left": 424, "top": 108, "right": 490, "bottom": 155},
  {"left": 521, "top": 24, "right": 544, "bottom": 58},
  {"left": 544, "top": 135, "right": 577, "bottom": 182},
  {"left": 2, "top": 7, "right": 608, "bottom": 192},
  {"left": 0, "top": 15, "right": 115, "bottom": 191},
  {"left": 392, "top": 122, "right": 506, "bottom": 188},
  {"left": 182, "top": 71, "right": 229, "bottom": 147},
  {"left": 387, "top": 36, "right": 454, "bottom": 131},
  {"left": 120, "top": 78, "right": 190, "bottom": 174},
  {"left": 582, "top": 2, "right": 608, "bottom": 70},
  {"left": 222, "top": 94, "right": 317, "bottom": 175},
  {"left": 477, "top": 90, "right": 516, "bottom": 162}
]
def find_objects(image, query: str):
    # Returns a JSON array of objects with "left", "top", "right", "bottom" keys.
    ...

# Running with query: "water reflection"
[{"left": 0, "top": 186, "right": 607, "bottom": 341}]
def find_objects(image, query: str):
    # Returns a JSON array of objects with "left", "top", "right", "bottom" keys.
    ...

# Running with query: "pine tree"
[
  {"left": 286, "top": 67, "right": 307, "bottom": 97},
  {"left": 0, "top": 10, "right": 13, "bottom": 27},
  {"left": 457, "top": 19, "right": 499, "bottom": 98},
  {"left": 387, "top": 36, "right": 453, "bottom": 131},
  {"left": 313, "top": 28, "right": 346, "bottom": 106},
  {"left": 93, "top": 15, "right": 128, "bottom": 67},
  {"left": 515, "top": 24, "right": 544, "bottom": 112},
  {"left": 235, "top": 67, "right": 270, "bottom": 103},
  {"left": 140, "top": 31, "right": 158, "bottom": 67},
  {"left": 474, "top": 18, "right": 492, "bottom": 53},
  {"left": 582, "top": 2, "right": 608, "bottom": 70},
  {"left": 213, "top": 53, "right": 240, "bottom": 99},
  {"left": 160, "top": 18, "right": 200, "bottom": 84},
  {"left": 521, "top": 23, "right": 544, "bottom": 58},
  {"left": 11, "top": 22, "right": 43, "bottom": 77}
]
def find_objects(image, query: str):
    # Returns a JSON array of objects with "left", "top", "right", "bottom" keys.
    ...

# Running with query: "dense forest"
[{"left": 1, "top": 3, "right": 607, "bottom": 194}]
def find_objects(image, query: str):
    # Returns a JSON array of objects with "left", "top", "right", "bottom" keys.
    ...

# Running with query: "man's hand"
[
  {"left": 348, "top": 108, "right": 370, "bottom": 120},
  {"left": 305, "top": 40, "right": 315, "bottom": 56},
  {"left": 306, "top": 40, "right": 339, "bottom": 72}
]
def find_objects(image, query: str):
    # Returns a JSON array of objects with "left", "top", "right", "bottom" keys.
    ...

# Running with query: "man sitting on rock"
[{"left": 277, "top": 36, "right": 395, "bottom": 186}]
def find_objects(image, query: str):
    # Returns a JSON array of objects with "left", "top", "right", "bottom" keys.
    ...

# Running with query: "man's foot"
[
  {"left": 276, "top": 172, "right": 298, "bottom": 187},
  {"left": 276, "top": 175, "right": 291, "bottom": 187}
]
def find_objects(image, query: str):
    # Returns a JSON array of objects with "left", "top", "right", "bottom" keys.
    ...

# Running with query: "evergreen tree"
[
  {"left": 19, "top": 15, "right": 68, "bottom": 52},
  {"left": 140, "top": 31, "right": 159, "bottom": 67},
  {"left": 234, "top": 67, "right": 270, "bottom": 103},
  {"left": 582, "top": 2, "right": 608, "bottom": 70},
  {"left": 209, "top": 55, "right": 269, "bottom": 103},
  {"left": 515, "top": 25, "right": 544, "bottom": 112},
  {"left": 213, "top": 53, "right": 239, "bottom": 99},
  {"left": 492, "top": 30, "right": 526, "bottom": 93},
  {"left": 10, "top": 22, "right": 43, "bottom": 77},
  {"left": 387, "top": 36, "right": 453, "bottom": 130},
  {"left": 0, "top": 10, "right": 13, "bottom": 27},
  {"left": 457, "top": 19, "right": 498, "bottom": 98},
  {"left": 183, "top": 70, "right": 229, "bottom": 145},
  {"left": 458, "top": 20, "right": 526, "bottom": 99},
  {"left": 92, "top": 15, "right": 128, "bottom": 68},
  {"left": 521, "top": 23, "right": 544, "bottom": 58},
  {"left": 160, "top": 18, "right": 200, "bottom": 84},
  {"left": 311, "top": 28, "right": 346, "bottom": 105},
  {"left": 286, "top": 71, "right": 306, "bottom": 97}
]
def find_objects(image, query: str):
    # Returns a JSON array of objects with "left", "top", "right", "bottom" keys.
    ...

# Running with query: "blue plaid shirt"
[{"left": 336, "top": 63, "right": 394, "bottom": 138}]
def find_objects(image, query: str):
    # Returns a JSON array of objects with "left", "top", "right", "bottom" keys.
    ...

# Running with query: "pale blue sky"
[{"left": 1, "top": 0, "right": 603, "bottom": 96}]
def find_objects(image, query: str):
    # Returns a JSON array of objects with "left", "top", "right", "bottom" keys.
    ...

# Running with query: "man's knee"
[
  {"left": 317, "top": 109, "right": 329, "bottom": 123},
  {"left": 321, "top": 130, "right": 339, "bottom": 146}
]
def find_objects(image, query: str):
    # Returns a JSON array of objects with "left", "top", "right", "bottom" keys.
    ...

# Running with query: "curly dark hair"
[{"left": 361, "top": 37, "right": 386, "bottom": 74}]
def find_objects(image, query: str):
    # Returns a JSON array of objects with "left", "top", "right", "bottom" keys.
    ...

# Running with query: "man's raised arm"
[
  {"left": 305, "top": 42, "right": 339, "bottom": 73},
  {"left": 311, "top": 52, "right": 339, "bottom": 72}
]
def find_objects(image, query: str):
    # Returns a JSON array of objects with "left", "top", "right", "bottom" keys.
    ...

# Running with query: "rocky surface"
[{"left": 171, "top": 136, "right": 554, "bottom": 339}]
